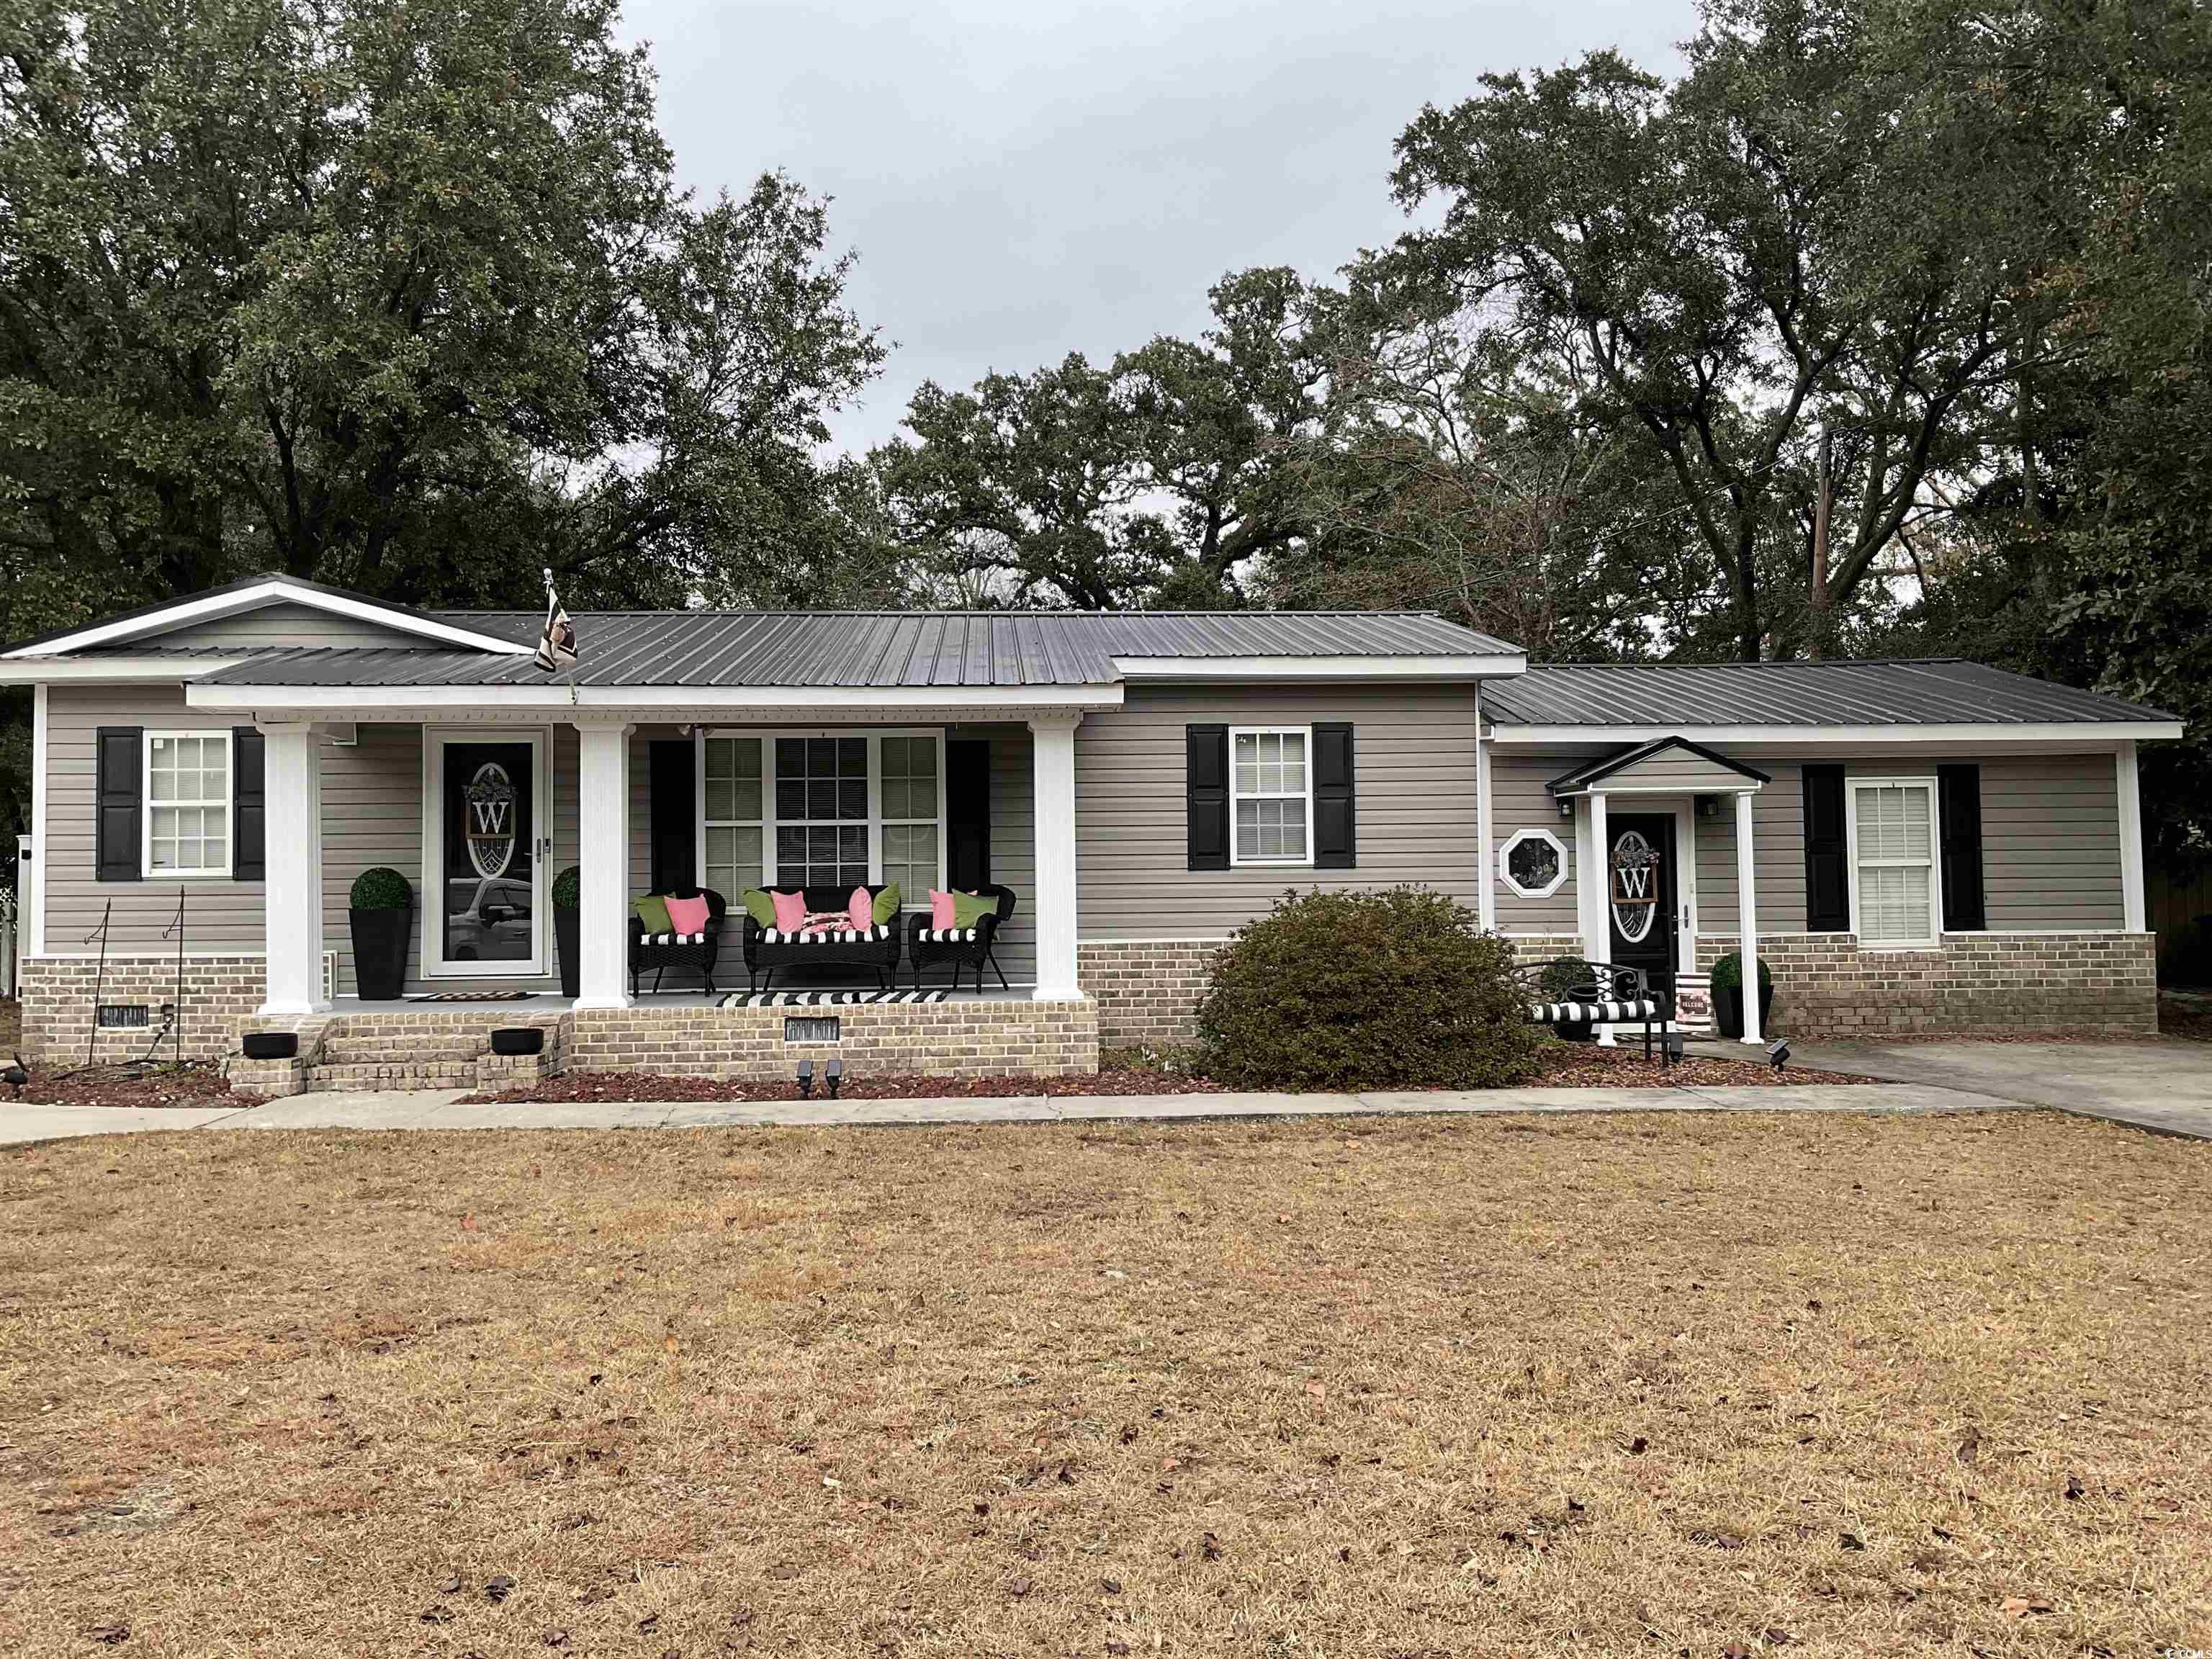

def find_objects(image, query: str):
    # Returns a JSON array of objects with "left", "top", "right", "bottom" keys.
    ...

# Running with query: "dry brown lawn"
[{"left": 0, "top": 1111, "right": 2206, "bottom": 1658}]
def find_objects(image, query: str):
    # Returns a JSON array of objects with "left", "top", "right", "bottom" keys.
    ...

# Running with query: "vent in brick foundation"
[
  {"left": 784, "top": 1016, "right": 841, "bottom": 1044},
  {"left": 96, "top": 1004, "right": 150, "bottom": 1030}
]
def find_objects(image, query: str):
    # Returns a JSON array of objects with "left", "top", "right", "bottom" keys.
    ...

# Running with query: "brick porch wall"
[
  {"left": 19, "top": 955, "right": 263, "bottom": 1067},
  {"left": 1693, "top": 931, "right": 2158, "bottom": 1038},
  {"left": 1079, "top": 940, "right": 1223, "bottom": 1048},
  {"left": 566, "top": 997, "right": 1099, "bottom": 1081}
]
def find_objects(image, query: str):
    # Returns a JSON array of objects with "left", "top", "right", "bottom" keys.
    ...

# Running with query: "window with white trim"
[
  {"left": 1231, "top": 727, "right": 1311, "bottom": 865},
  {"left": 144, "top": 730, "right": 230, "bottom": 876},
  {"left": 1849, "top": 778, "right": 1941, "bottom": 948},
  {"left": 701, "top": 735, "right": 765, "bottom": 899},
  {"left": 699, "top": 731, "right": 945, "bottom": 901},
  {"left": 1498, "top": 827, "right": 1569, "bottom": 899}
]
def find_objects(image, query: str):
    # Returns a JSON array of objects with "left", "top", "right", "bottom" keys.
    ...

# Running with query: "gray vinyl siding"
[
  {"left": 1977, "top": 755, "right": 2123, "bottom": 930},
  {"left": 1488, "top": 749, "right": 1591, "bottom": 932},
  {"left": 1075, "top": 682, "right": 1483, "bottom": 940},
  {"left": 1694, "top": 764, "right": 1807, "bottom": 935},
  {"left": 981, "top": 725, "right": 1035, "bottom": 984},
  {"left": 132, "top": 600, "right": 441, "bottom": 650},
  {"left": 41, "top": 684, "right": 266, "bottom": 956}
]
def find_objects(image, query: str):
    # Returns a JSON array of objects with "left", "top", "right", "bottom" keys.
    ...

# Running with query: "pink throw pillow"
[
  {"left": 664, "top": 894, "right": 711, "bottom": 936},
  {"left": 770, "top": 889, "right": 807, "bottom": 933},
  {"left": 930, "top": 889, "right": 955, "bottom": 930},
  {"left": 848, "top": 886, "right": 873, "bottom": 932}
]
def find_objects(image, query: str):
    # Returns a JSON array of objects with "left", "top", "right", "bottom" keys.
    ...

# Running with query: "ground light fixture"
[
  {"left": 796, "top": 1057, "right": 814, "bottom": 1098},
  {"left": 1768, "top": 1038, "right": 1791, "bottom": 1073},
  {"left": 1664, "top": 1030, "right": 1685, "bottom": 1066},
  {"left": 825, "top": 1056, "right": 842, "bottom": 1099}
]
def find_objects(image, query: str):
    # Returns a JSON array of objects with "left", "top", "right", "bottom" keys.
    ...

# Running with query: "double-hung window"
[
  {"left": 698, "top": 731, "right": 944, "bottom": 901},
  {"left": 1848, "top": 778, "right": 1941, "bottom": 948},
  {"left": 1230, "top": 727, "right": 1311, "bottom": 866},
  {"left": 144, "top": 731, "right": 230, "bottom": 877}
]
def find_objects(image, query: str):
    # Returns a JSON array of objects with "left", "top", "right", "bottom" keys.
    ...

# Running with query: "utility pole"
[{"left": 1808, "top": 423, "right": 1833, "bottom": 661}]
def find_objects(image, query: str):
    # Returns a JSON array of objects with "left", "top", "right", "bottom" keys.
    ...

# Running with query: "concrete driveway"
[{"left": 1784, "top": 1038, "right": 2212, "bottom": 1139}]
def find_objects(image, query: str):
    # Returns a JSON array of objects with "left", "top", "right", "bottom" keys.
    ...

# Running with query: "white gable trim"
[
  {"left": 1, "top": 577, "right": 531, "bottom": 659},
  {"left": 0, "top": 654, "right": 252, "bottom": 684}
]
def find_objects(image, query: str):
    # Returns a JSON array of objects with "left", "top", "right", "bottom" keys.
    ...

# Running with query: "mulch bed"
[
  {"left": 454, "top": 1043, "right": 1871, "bottom": 1105},
  {"left": 11, "top": 1062, "right": 267, "bottom": 1110}
]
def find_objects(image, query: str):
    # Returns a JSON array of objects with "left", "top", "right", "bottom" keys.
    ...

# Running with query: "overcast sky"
[{"left": 619, "top": 0, "right": 1696, "bottom": 455}]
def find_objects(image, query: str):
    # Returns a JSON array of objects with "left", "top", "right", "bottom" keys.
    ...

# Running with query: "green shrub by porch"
[
  {"left": 346, "top": 868, "right": 413, "bottom": 1001},
  {"left": 552, "top": 865, "right": 581, "bottom": 909},
  {"left": 1195, "top": 886, "right": 1542, "bottom": 1091},
  {"left": 1709, "top": 952, "right": 1773, "bottom": 991}
]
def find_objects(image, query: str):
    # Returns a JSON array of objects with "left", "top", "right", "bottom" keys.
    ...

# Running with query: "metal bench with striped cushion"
[
  {"left": 742, "top": 885, "right": 904, "bottom": 994},
  {"left": 1509, "top": 958, "right": 1673, "bottom": 1062}
]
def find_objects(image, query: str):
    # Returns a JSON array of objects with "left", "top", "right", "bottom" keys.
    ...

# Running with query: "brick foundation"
[
  {"left": 565, "top": 997, "right": 1097, "bottom": 1081},
  {"left": 1694, "top": 932, "right": 2159, "bottom": 1038},
  {"left": 1079, "top": 940, "right": 1223, "bottom": 1048},
  {"left": 19, "top": 956, "right": 263, "bottom": 1068}
]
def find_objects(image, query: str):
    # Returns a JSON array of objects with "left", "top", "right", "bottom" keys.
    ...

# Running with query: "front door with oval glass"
[
  {"left": 429, "top": 735, "right": 544, "bottom": 975},
  {"left": 1606, "top": 814, "right": 1678, "bottom": 994}
]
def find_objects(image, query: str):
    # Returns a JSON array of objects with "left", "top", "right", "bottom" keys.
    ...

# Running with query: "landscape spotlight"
[
  {"left": 797, "top": 1057, "right": 814, "bottom": 1098},
  {"left": 1767, "top": 1038, "right": 1791, "bottom": 1073},
  {"left": 826, "top": 1055, "right": 842, "bottom": 1099}
]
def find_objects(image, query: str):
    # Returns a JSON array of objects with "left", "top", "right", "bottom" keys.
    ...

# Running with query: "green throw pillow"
[
  {"left": 633, "top": 895, "right": 673, "bottom": 935},
  {"left": 950, "top": 890, "right": 997, "bottom": 930},
  {"left": 740, "top": 888, "right": 777, "bottom": 929},
  {"left": 871, "top": 883, "right": 902, "bottom": 925}
]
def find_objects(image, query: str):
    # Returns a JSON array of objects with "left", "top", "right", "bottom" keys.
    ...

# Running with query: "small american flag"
[{"left": 534, "top": 567, "right": 577, "bottom": 673}]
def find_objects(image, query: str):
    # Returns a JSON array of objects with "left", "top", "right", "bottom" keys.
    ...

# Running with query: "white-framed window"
[
  {"left": 1230, "top": 727, "right": 1312, "bottom": 866},
  {"left": 143, "top": 729, "right": 231, "bottom": 878},
  {"left": 697, "top": 729, "right": 945, "bottom": 902},
  {"left": 1847, "top": 777, "right": 1943, "bottom": 949},
  {"left": 1498, "top": 826, "right": 1569, "bottom": 899},
  {"left": 701, "top": 734, "right": 766, "bottom": 899}
]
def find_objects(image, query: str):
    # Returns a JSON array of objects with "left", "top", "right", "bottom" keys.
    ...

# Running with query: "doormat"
[
  {"left": 720, "top": 989, "right": 950, "bottom": 1008},
  {"left": 404, "top": 990, "right": 538, "bottom": 1003}
]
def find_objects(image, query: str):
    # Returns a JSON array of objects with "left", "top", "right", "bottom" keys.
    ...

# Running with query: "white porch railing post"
[
  {"left": 575, "top": 721, "right": 634, "bottom": 1010},
  {"left": 258, "top": 719, "right": 328, "bottom": 1015},
  {"left": 1735, "top": 788, "right": 1762, "bottom": 1043},
  {"left": 1028, "top": 712, "right": 1082, "bottom": 1000}
]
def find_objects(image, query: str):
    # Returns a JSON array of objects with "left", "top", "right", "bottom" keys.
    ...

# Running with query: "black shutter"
[
  {"left": 1802, "top": 763, "right": 1849, "bottom": 931},
  {"left": 95, "top": 727, "right": 143, "bottom": 882},
  {"left": 1938, "top": 763, "right": 1985, "bottom": 933},
  {"left": 947, "top": 739, "right": 992, "bottom": 889},
  {"left": 1311, "top": 723, "right": 1356, "bottom": 868},
  {"left": 647, "top": 739, "right": 696, "bottom": 893},
  {"left": 232, "top": 727, "right": 266, "bottom": 881},
  {"left": 1185, "top": 724, "right": 1228, "bottom": 871}
]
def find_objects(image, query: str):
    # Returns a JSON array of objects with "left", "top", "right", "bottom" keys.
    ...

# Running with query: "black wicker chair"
[
  {"left": 628, "top": 886, "right": 728, "bottom": 998},
  {"left": 739, "top": 883, "right": 904, "bottom": 995},
  {"left": 905, "top": 885, "right": 1017, "bottom": 993},
  {"left": 1509, "top": 956, "right": 1671, "bottom": 1060}
]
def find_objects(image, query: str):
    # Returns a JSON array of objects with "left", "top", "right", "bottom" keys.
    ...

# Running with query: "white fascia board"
[
  {"left": 1553, "top": 780, "right": 1763, "bottom": 796},
  {"left": 2, "top": 578, "right": 531, "bottom": 658},
  {"left": 1488, "top": 720, "right": 2184, "bottom": 747},
  {"left": 1111, "top": 654, "right": 1527, "bottom": 681},
  {"left": 0, "top": 655, "right": 249, "bottom": 683},
  {"left": 185, "top": 680, "right": 1126, "bottom": 715}
]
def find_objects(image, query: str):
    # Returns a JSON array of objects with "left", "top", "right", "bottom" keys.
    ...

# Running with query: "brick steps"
[{"left": 306, "top": 1061, "right": 479, "bottom": 1090}]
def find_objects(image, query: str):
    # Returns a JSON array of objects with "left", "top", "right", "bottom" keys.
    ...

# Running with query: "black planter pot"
[
  {"left": 490, "top": 1027, "right": 545, "bottom": 1056},
  {"left": 349, "top": 906, "right": 412, "bottom": 1002},
  {"left": 241, "top": 1031, "right": 297, "bottom": 1061},
  {"left": 1714, "top": 981, "right": 1776, "bottom": 1040},
  {"left": 554, "top": 905, "right": 580, "bottom": 999}
]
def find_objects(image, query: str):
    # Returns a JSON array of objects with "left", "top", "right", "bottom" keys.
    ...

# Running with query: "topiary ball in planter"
[
  {"left": 1710, "top": 951, "right": 1776, "bottom": 1039},
  {"left": 552, "top": 865, "right": 582, "bottom": 999},
  {"left": 348, "top": 866, "right": 414, "bottom": 1002}
]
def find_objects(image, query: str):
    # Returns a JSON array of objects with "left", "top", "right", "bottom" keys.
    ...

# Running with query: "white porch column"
[
  {"left": 575, "top": 720, "right": 634, "bottom": 1010},
  {"left": 2116, "top": 741, "right": 2146, "bottom": 933},
  {"left": 1474, "top": 689, "right": 1496, "bottom": 933},
  {"left": 1028, "top": 712, "right": 1082, "bottom": 999},
  {"left": 1735, "top": 788, "right": 1762, "bottom": 1044},
  {"left": 1584, "top": 790, "right": 1614, "bottom": 1045},
  {"left": 258, "top": 720, "right": 328, "bottom": 1016}
]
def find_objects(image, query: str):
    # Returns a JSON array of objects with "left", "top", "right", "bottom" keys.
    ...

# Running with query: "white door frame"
[
  {"left": 1590, "top": 791, "right": 1699, "bottom": 980},
  {"left": 421, "top": 727, "right": 551, "bottom": 979}
]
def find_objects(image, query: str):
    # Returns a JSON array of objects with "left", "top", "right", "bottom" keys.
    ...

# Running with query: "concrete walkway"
[
  {"left": 0, "top": 1079, "right": 2004, "bottom": 1145},
  {"left": 1780, "top": 1038, "right": 2212, "bottom": 1140}
]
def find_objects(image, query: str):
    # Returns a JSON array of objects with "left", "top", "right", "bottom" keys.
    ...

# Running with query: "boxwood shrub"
[
  {"left": 1709, "top": 950, "right": 1773, "bottom": 992},
  {"left": 1195, "top": 886, "right": 1543, "bottom": 1091},
  {"left": 552, "top": 865, "right": 582, "bottom": 910},
  {"left": 348, "top": 867, "right": 412, "bottom": 912}
]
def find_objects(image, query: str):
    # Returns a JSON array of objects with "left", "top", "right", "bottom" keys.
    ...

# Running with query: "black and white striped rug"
[{"left": 719, "top": 989, "right": 951, "bottom": 1009}]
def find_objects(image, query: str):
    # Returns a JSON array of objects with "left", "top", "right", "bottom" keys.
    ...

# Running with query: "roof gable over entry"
[{"left": 1550, "top": 737, "right": 1771, "bottom": 797}]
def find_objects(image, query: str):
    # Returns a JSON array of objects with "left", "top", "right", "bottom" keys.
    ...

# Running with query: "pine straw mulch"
[
  {"left": 1, "top": 1112, "right": 2206, "bottom": 1657},
  {"left": 454, "top": 1045, "right": 1869, "bottom": 1105},
  {"left": 12, "top": 1061, "right": 266, "bottom": 1110}
]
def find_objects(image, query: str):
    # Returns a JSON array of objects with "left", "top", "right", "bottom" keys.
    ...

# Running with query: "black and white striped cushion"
[
  {"left": 760, "top": 925, "right": 893, "bottom": 945},
  {"left": 917, "top": 927, "right": 979, "bottom": 943},
  {"left": 1527, "top": 999, "right": 1661, "bottom": 1022},
  {"left": 645, "top": 931, "right": 707, "bottom": 945}
]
